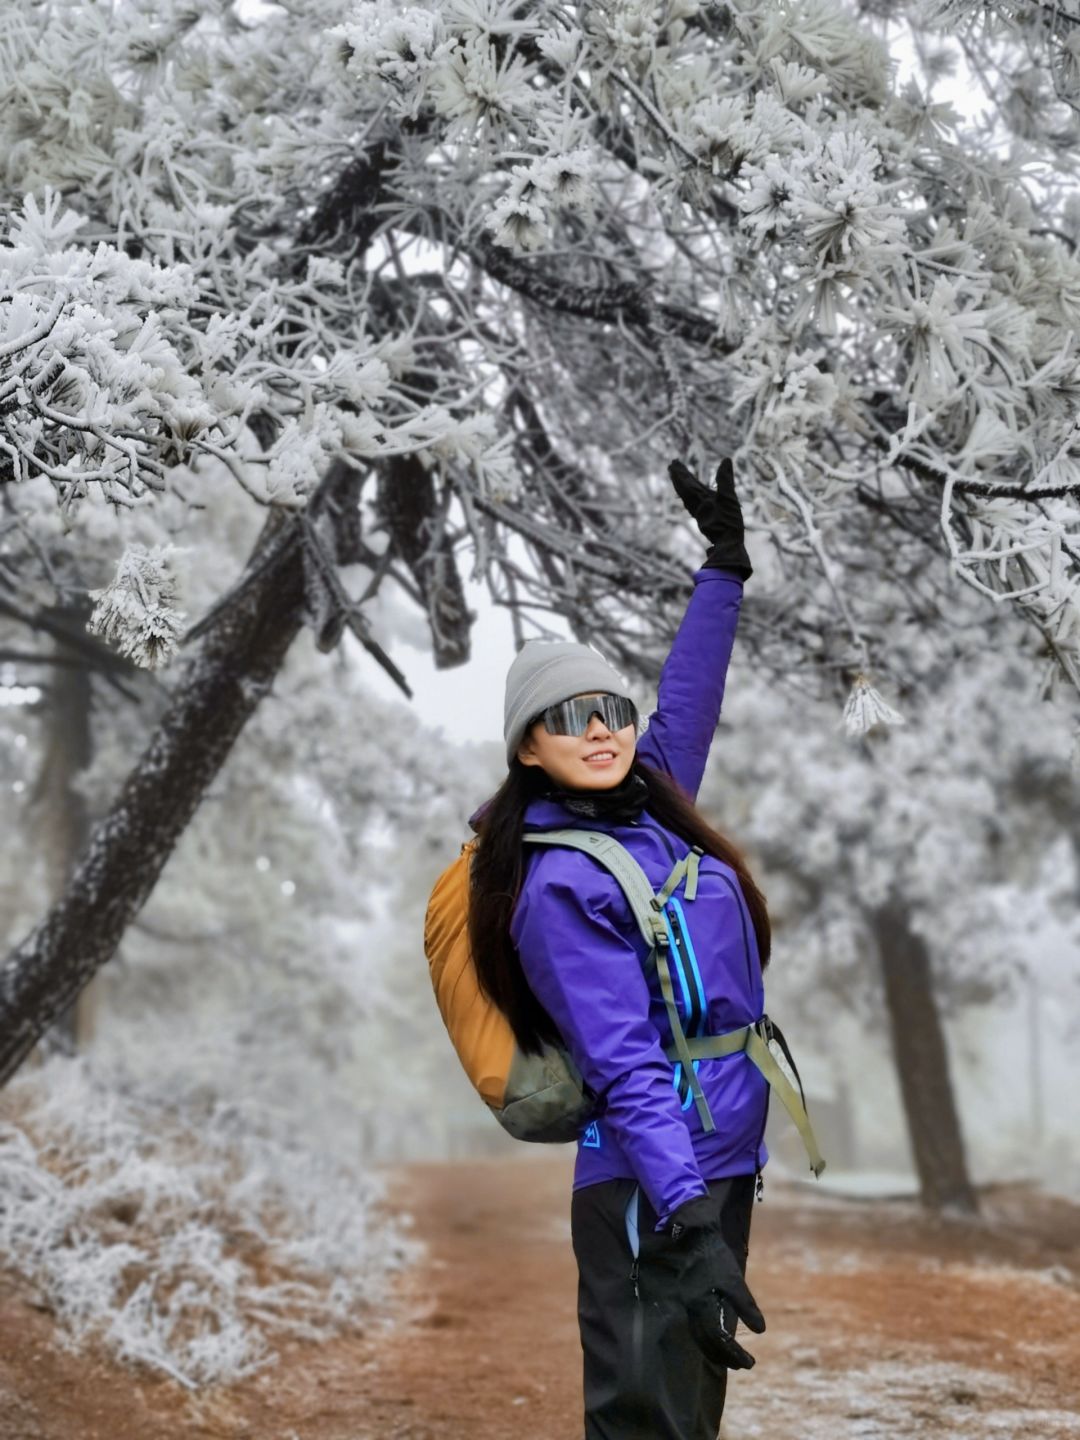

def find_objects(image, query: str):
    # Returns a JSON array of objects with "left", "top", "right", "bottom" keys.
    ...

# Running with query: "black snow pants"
[{"left": 570, "top": 1173, "right": 756, "bottom": 1440}]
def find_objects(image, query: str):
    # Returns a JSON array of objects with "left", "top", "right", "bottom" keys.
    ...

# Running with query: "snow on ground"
[
  {"left": 0, "top": 1052, "right": 418, "bottom": 1388},
  {"left": 2, "top": 1155, "right": 1078, "bottom": 1439},
  {"left": 724, "top": 1360, "right": 1080, "bottom": 1439}
]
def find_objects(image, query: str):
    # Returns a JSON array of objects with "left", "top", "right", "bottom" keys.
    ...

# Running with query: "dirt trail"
[{"left": 2, "top": 1153, "right": 1079, "bottom": 1439}]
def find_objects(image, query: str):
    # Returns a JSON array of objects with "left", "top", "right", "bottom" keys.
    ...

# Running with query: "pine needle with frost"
[{"left": 842, "top": 673, "right": 907, "bottom": 737}]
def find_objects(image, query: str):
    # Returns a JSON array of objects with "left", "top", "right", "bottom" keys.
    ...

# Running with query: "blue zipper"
[
  {"left": 635, "top": 816, "right": 756, "bottom": 990},
  {"left": 633, "top": 816, "right": 700, "bottom": 1106},
  {"left": 663, "top": 903, "right": 704, "bottom": 1108},
  {"left": 634, "top": 816, "right": 767, "bottom": 1176}
]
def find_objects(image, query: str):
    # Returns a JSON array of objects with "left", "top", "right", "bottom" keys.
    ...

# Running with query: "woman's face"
[{"left": 516, "top": 693, "right": 637, "bottom": 790}]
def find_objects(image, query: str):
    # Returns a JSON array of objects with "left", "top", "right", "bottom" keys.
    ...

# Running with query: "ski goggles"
[{"left": 533, "top": 691, "right": 639, "bottom": 737}]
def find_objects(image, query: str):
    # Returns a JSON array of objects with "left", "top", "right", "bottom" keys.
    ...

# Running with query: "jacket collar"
[
  {"left": 523, "top": 794, "right": 602, "bottom": 830},
  {"left": 466, "top": 793, "right": 636, "bottom": 833}
]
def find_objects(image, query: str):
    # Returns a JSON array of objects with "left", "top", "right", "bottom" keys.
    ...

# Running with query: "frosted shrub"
[{"left": 0, "top": 1052, "right": 416, "bottom": 1388}]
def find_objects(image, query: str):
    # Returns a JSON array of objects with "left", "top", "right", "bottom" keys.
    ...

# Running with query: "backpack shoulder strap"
[
  {"left": 522, "top": 829, "right": 718, "bottom": 1135},
  {"left": 522, "top": 829, "right": 666, "bottom": 953}
]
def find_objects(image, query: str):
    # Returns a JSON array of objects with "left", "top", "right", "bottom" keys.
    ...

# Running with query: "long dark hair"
[{"left": 468, "top": 756, "right": 771, "bottom": 1055}]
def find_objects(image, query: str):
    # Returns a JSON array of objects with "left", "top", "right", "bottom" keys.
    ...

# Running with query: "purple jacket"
[{"left": 470, "top": 568, "right": 768, "bottom": 1230}]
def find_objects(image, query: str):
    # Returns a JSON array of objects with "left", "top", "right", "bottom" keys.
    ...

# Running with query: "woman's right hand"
[{"left": 668, "top": 456, "right": 753, "bottom": 580}]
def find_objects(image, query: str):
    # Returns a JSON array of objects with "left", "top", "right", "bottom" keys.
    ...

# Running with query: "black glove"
[
  {"left": 667, "top": 1194, "right": 765, "bottom": 1370},
  {"left": 668, "top": 456, "right": 753, "bottom": 581}
]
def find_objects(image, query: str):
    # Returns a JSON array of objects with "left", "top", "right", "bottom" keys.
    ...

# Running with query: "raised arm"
[
  {"left": 635, "top": 567, "right": 745, "bottom": 804},
  {"left": 635, "top": 456, "right": 752, "bottom": 803}
]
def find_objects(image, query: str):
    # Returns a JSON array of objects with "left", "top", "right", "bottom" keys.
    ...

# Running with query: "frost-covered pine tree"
[{"left": 3, "top": 0, "right": 1080, "bottom": 1076}]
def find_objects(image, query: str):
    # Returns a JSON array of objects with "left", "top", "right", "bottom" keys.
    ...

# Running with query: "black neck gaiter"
[{"left": 541, "top": 768, "right": 650, "bottom": 824}]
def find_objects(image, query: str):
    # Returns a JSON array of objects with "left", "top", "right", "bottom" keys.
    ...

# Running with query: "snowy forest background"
[{"left": 1, "top": 0, "right": 1079, "bottom": 1398}]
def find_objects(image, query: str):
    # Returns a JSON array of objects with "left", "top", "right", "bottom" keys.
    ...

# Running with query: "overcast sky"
[{"left": 361, "top": 573, "right": 524, "bottom": 745}]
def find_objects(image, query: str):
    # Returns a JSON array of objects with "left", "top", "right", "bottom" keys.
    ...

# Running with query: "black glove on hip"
[
  {"left": 667, "top": 1193, "right": 765, "bottom": 1370},
  {"left": 668, "top": 456, "right": 753, "bottom": 581}
]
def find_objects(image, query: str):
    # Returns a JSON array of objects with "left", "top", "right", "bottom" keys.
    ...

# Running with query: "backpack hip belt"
[{"left": 662, "top": 1016, "right": 825, "bottom": 1178}]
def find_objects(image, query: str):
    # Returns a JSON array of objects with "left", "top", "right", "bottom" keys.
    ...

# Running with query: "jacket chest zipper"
[
  {"left": 633, "top": 819, "right": 767, "bottom": 1172},
  {"left": 636, "top": 816, "right": 757, "bottom": 991},
  {"left": 632, "top": 817, "right": 704, "bottom": 1059}
]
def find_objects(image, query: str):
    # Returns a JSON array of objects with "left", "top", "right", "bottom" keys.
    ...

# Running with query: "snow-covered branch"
[{"left": 2, "top": 0, "right": 1079, "bottom": 700}]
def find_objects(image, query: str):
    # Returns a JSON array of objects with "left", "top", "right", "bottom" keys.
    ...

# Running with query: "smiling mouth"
[{"left": 584, "top": 752, "right": 615, "bottom": 763}]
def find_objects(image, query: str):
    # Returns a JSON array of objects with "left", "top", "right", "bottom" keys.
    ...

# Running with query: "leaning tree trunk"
[
  {"left": 870, "top": 891, "right": 979, "bottom": 1215},
  {"left": 0, "top": 494, "right": 333, "bottom": 1087}
]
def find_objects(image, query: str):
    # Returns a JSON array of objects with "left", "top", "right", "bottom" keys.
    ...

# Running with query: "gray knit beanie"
[{"left": 503, "top": 639, "right": 633, "bottom": 767}]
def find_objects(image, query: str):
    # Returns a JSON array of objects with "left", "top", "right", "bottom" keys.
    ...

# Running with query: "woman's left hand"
[
  {"left": 668, "top": 456, "right": 753, "bottom": 580},
  {"left": 667, "top": 1193, "right": 765, "bottom": 1369}
]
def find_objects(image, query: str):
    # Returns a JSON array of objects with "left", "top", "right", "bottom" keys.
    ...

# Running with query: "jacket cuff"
[
  {"left": 692, "top": 564, "right": 746, "bottom": 584},
  {"left": 655, "top": 1181, "right": 710, "bottom": 1233}
]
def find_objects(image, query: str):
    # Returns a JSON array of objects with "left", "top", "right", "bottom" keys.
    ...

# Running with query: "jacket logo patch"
[{"left": 581, "top": 1121, "right": 602, "bottom": 1149}]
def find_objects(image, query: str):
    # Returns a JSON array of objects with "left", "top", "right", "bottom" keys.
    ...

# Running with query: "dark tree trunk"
[
  {"left": 0, "top": 485, "right": 349, "bottom": 1086},
  {"left": 376, "top": 453, "right": 472, "bottom": 669},
  {"left": 871, "top": 892, "right": 979, "bottom": 1214}
]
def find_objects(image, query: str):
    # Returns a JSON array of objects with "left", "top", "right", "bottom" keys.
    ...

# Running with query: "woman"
[{"left": 466, "top": 457, "right": 770, "bottom": 1440}]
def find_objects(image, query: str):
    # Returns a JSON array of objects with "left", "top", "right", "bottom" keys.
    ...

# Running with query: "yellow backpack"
[{"left": 424, "top": 837, "right": 591, "bottom": 1142}]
